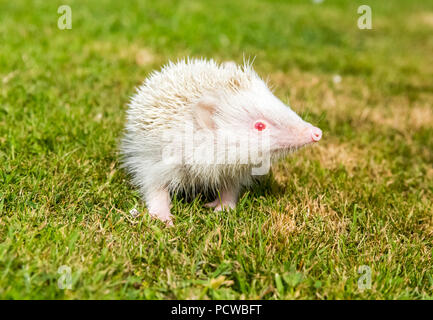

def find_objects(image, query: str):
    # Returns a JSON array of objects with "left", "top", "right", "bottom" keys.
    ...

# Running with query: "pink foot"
[
  {"left": 146, "top": 189, "right": 174, "bottom": 227},
  {"left": 204, "top": 187, "right": 239, "bottom": 212}
]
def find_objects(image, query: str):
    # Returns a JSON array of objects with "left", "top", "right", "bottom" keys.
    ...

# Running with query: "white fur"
[{"left": 121, "top": 58, "right": 319, "bottom": 223}]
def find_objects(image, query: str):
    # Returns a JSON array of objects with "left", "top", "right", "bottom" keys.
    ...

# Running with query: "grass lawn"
[{"left": 1, "top": 0, "right": 433, "bottom": 299}]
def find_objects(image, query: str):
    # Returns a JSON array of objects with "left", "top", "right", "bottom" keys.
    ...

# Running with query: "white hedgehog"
[{"left": 121, "top": 58, "right": 322, "bottom": 226}]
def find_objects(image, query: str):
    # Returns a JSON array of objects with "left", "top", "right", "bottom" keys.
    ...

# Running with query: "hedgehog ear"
[{"left": 193, "top": 97, "right": 217, "bottom": 130}]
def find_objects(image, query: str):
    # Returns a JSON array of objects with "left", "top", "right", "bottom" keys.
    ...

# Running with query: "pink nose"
[{"left": 311, "top": 127, "right": 322, "bottom": 142}]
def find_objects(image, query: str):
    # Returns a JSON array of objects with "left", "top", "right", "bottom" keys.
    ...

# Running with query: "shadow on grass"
[{"left": 171, "top": 171, "right": 287, "bottom": 208}]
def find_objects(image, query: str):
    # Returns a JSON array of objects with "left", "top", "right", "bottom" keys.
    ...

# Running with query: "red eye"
[{"left": 254, "top": 121, "right": 266, "bottom": 131}]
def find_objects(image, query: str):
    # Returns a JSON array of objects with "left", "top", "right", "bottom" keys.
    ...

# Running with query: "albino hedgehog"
[{"left": 121, "top": 58, "right": 322, "bottom": 226}]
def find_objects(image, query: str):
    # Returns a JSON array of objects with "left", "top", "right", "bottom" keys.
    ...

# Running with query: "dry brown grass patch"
[
  {"left": 86, "top": 41, "right": 158, "bottom": 66},
  {"left": 360, "top": 100, "right": 433, "bottom": 132},
  {"left": 270, "top": 70, "right": 433, "bottom": 134},
  {"left": 134, "top": 48, "right": 156, "bottom": 66},
  {"left": 268, "top": 70, "right": 369, "bottom": 115},
  {"left": 311, "top": 142, "right": 366, "bottom": 173},
  {"left": 262, "top": 196, "right": 350, "bottom": 245},
  {"left": 412, "top": 12, "right": 433, "bottom": 28}
]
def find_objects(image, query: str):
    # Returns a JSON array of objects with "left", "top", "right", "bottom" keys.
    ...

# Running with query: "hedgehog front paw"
[
  {"left": 204, "top": 187, "right": 239, "bottom": 212},
  {"left": 204, "top": 198, "right": 236, "bottom": 211},
  {"left": 204, "top": 198, "right": 220, "bottom": 208},
  {"left": 146, "top": 189, "right": 173, "bottom": 227},
  {"left": 214, "top": 202, "right": 236, "bottom": 212},
  {"left": 149, "top": 210, "right": 174, "bottom": 227}
]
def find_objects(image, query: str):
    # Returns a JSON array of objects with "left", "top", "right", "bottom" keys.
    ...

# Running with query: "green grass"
[{"left": 1, "top": 0, "right": 433, "bottom": 299}]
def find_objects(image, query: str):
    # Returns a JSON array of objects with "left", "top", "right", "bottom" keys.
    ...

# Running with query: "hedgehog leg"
[
  {"left": 204, "top": 198, "right": 220, "bottom": 208},
  {"left": 146, "top": 188, "right": 173, "bottom": 227},
  {"left": 204, "top": 185, "right": 239, "bottom": 211}
]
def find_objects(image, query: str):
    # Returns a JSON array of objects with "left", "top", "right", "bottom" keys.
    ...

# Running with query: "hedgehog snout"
[
  {"left": 287, "top": 123, "right": 322, "bottom": 147},
  {"left": 311, "top": 127, "right": 322, "bottom": 142}
]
